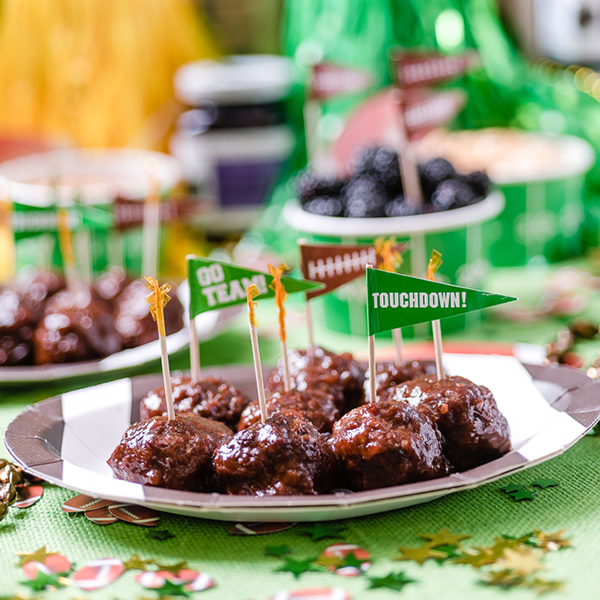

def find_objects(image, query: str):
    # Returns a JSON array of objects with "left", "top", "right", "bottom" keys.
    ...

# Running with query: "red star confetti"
[
  {"left": 135, "top": 569, "right": 215, "bottom": 592},
  {"left": 13, "top": 485, "right": 44, "bottom": 509},
  {"left": 267, "top": 588, "right": 351, "bottom": 600},
  {"left": 72, "top": 558, "right": 125, "bottom": 591},
  {"left": 229, "top": 522, "right": 296, "bottom": 536},
  {"left": 62, "top": 494, "right": 113, "bottom": 513},
  {"left": 108, "top": 503, "right": 160, "bottom": 526}
]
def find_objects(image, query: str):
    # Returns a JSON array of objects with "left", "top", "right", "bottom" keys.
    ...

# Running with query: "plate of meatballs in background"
[
  {"left": 0, "top": 267, "right": 235, "bottom": 383},
  {"left": 5, "top": 346, "right": 600, "bottom": 522}
]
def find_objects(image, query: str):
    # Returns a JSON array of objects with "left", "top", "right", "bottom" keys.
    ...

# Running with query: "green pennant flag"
[
  {"left": 366, "top": 268, "right": 516, "bottom": 336},
  {"left": 187, "top": 256, "right": 324, "bottom": 317}
]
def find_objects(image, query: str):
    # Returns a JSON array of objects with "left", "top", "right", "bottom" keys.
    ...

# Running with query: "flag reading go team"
[
  {"left": 187, "top": 256, "right": 323, "bottom": 318},
  {"left": 366, "top": 267, "right": 516, "bottom": 336}
]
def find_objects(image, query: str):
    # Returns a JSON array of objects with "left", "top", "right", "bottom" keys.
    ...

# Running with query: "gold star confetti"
[
  {"left": 528, "top": 578, "right": 565, "bottom": 595},
  {"left": 496, "top": 548, "right": 546, "bottom": 576},
  {"left": 453, "top": 548, "right": 497, "bottom": 568},
  {"left": 123, "top": 554, "right": 153, "bottom": 571},
  {"left": 152, "top": 560, "right": 189, "bottom": 574},
  {"left": 532, "top": 529, "right": 572, "bottom": 552},
  {"left": 420, "top": 528, "right": 471, "bottom": 548},
  {"left": 395, "top": 543, "right": 447, "bottom": 565},
  {"left": 15, "top": 546, "right": 57, "bottom": 567}
]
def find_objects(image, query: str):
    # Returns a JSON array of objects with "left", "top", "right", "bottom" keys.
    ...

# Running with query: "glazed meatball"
[
  {"left": 366, "top": 360, "right": 438, "bottom": 401},
  {"left": 34, "top": 286, "right": 121, "bottom": 364},
  {"left": 328, "top": 401, "right": 448, "bottom": 491},
  {"left": 0, "top": 288, "right": 38, "bottom": 365},
  {"left": 94, "top": 266, "right": 130, "bottom": 305},
  {"left": 238, "top": 389, "right": 339, "bottom": 434},
  {"left": 389, "top": 375, "right": 511, "bottom": 472},
  {"left": 214, "top": 410, "right": 336, "bottom": 496},
  {"left": 16, "top": 268, "right": 64, "bottom": 305},
  {"left": 108, "top": 414, "right": 233, "bottom": 491},
  {"left": 114, "top": 279, "right": 184, "bottom": 349},
  {"left": 140, "top": 375, "right": 253, "bottom": 431},
  {"left": 265, "top": 346, "right": 365, "bottom": 414}
]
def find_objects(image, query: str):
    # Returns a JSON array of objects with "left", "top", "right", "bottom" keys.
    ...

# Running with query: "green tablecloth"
[{"left": 1, "top": 275, "right": 600, "bottom": 599}]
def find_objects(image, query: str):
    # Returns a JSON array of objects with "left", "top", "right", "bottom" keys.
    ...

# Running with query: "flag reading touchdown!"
[
  {"left": 187, "top": 257, "right": 323, "bottom": 317},
  {"left": 366, "top": 268, "right": 516, "bottom": 336}
]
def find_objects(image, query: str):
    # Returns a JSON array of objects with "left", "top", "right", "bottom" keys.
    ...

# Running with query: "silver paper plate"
[{"left": 5, "top": 358, "right": 600, "bottom": 522}]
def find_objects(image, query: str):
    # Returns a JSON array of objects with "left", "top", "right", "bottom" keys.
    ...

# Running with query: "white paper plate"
[
  {"left": 5, "top": 355, "right": 600, "bottom": 522},
  {"left": 0, "top": 279, "right": 239, "bottom": 384}
]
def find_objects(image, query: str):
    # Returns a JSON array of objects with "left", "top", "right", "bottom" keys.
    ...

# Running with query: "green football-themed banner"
[
  {"left": 366, "top": 268, "right": 516, "bottom": 336},
  {"left": 187, "top": 256, "right": 324, "bottom": 317}
]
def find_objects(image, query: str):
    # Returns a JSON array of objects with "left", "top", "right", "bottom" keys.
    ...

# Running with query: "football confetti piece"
[
  {"left": 85, "top": 506, "right": 118, "bottom": 526},
  {"left": 315, "top": 545, "right": 371, "bottom": 576},
  {"left": 22, "top": 554, "right": 72, "bottom": 579},
  {"left": 13, "top": 485, "right": 43, "bottom": 509},
  {"left": 267, "top": 588, "right": 351, "bottom": 600},
  {"left": 16, "top": 547, "right": 58, "bottom": 567},
  {"left": 108, "top": 503, "right": 160, "bottom": 526},
  {"left": 229, "top": 522, "right": 296, "bottom": 536},
  {"left": 366, "top": 571, "right": 416, "bottom": 592},
  {"left": 136, "top": 569, "right": 215, "bottom": 592},
  {"left": 72, "top": 558, "right": 125, "bottom": 591},
  {"left": 61, "top": 494, "right": 113, "bottom": 513}
]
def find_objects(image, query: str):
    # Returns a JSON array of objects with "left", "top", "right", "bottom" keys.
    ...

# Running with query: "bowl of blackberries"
[{"left": 294, "top": 146, "right": 493, "bottom": 220}]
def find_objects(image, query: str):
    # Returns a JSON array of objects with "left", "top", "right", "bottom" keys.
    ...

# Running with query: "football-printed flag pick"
[
  {"left": 187, "top": 257, "right": 322, "bottom": 316},
  {"left": 392, "top": 51, "right": 478, "bottom": 88},
  {"left": 300, "top": 242, "right": 408, "bottom": 300},
  {"left": 310, "top": 62, "right": 374, "bottom": 100},
  {"left": 366, "top": 268, "right": 516, "bottom": 336}
]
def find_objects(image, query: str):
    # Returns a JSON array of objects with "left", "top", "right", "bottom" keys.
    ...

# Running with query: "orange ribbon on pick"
[
  {"left": 57, "top": 208, "right": 75, "bottom": 269},
  {"left": 426, "top": 249, "right": 443, "bottom": 282},
  {"left": 268, "top": 263, "right": 289, "bottom": 343},
  {"left": 375, "top": 236, "right": 403, "bottom": 273},
  {"left": 247, "top": 284, "right": 260, "bottom": 327},
  {"left": 145, "top": 276, "right": 172, "bottom": 337}
]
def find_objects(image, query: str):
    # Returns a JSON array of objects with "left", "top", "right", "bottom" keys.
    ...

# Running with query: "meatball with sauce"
[
  {"left": 265, "top": 346, "right": 365, "bottom": 414},
  {"left": 388, "top": 375, "right": 511, "bottom": 472},
  {"left": 34, "top": 285, "right": 121, "bottom": 364},
  {"left": 328, "top": 400, "right": 449, "bottom": 491},
  {"left": 366, "top": 359, "right": 438, "bottom": 401},
  {"left": 238, "top": 389, "right": 339, "bottom": 434},
  {"left": 214, "top": 410, "right": 336, "bottom": 496},
  {"left": 108, "top": 414, "right": 233, "bottom": 491},
  {"left": 140, "top": 375, "right": 253, "bottom": 431}
]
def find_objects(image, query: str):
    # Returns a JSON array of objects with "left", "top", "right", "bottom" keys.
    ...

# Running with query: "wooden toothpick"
[{"left": 247, "top": 285, "right": 268, "bottom": 423}]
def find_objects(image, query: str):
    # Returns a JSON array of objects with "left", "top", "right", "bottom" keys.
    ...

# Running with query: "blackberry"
[
  {"left": 295, "top": 170, "right": 345, "bottom": 203},
  {"left": 342, "top": 176, "right": 388, "bottom": 218},
  {"left": 303, "top": 196, "right": 344, "bottom": 217},
  {"left": 384, "top": 197, "right": 423, "bottom": 217},
  {"left": 461, "top": 170, "right": 491, "bottom": 198},
  {"left": 431, "top": 179, "right": 476, "bottom": 212},
  {"left": 419, "top": 158, "right": 456, "bottom": 200}
]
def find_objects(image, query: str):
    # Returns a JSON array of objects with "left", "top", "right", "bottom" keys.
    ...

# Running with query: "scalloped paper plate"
[{"left": 5, "top": 355, "right": 600, "bottom": 522}]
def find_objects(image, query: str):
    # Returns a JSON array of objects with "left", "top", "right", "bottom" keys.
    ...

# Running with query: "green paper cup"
[
  {"left": 417, "top": 131, "right": 595, "bottom": 267},
  {"left": 284, "top": 191, "right": 505, "bottom": 338},
  {"left": 0, "top": 148, "right": 182, "bottom": 273}
]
